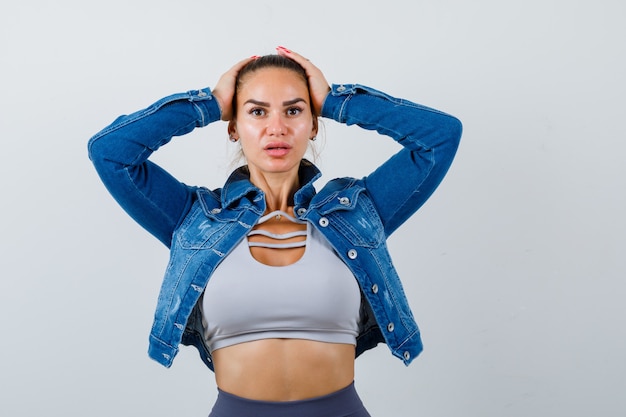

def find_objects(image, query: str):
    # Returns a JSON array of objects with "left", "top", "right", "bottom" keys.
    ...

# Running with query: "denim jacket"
[{"left": 88, "top": 83, "right": 462, "bottom": 371}]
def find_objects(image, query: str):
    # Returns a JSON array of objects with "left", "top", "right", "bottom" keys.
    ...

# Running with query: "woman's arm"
[
  {"left": 87, "top": 58, "right": 255, "bottom": 246},
  {"left": 276, "top": 47, "right": 461, "bottom": 236},
  {"left": 87, "top": 89, "right": 222, "bottom": 247},
  {"left": 321, "top": 84, "right": 462, "bottom": 237}
]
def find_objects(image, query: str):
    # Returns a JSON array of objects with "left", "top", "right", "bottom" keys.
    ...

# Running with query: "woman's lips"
[{"left": 264, "top": 142, "right": 292, "bottom": 157}]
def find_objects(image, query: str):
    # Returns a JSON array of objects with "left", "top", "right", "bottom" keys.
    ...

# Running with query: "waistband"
[{"left": 209, "top": 382, "right": 370, "bottom": 417}]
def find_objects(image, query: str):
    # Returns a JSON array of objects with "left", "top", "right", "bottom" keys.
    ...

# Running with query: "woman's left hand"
[{"left": 276, "top": 46, "right": 331, "bottom": 116}]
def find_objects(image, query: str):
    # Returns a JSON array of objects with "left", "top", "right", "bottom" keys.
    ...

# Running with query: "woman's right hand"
[{"left": 212, "top": 56, "right": 257, "bottom": 121}]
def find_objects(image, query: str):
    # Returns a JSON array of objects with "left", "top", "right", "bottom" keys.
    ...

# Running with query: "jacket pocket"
[
  {"left": 175, "top": 206, "right": 236, "bottom": 250},
  {"left": 317, "top": 188, "right": 385, "bottom": 248}
]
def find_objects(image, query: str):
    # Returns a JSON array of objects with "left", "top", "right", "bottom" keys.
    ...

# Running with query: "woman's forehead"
[
  {"left": 237, "top": 68, "right": 309, "bottom": 100},
  {"left": 239, "top": 67, "right": 307, "bottom": 89}
]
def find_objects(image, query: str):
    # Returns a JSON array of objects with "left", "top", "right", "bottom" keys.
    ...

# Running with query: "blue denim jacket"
[{"left": 88, "top": 83, "right": 462, "bottom": 371}]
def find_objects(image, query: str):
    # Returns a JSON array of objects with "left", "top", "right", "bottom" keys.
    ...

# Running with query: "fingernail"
[
  {"left": 277, "top": 46, "right": 291, "bottom": 53},
  {"left": 250, "top": 55, "right": 260, "bottom": 59}
]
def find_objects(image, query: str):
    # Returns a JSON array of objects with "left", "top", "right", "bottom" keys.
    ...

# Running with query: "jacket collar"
[{"left": 220, "top": 159, "right": 322, "bottom": 209}]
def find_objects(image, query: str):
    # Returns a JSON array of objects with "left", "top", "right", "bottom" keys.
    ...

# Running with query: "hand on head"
[
  {"left": 212, "top": 56, "right": 257, "bottom": 122},
  {"left": 275, "top": 46, "right": 331, "bottom": 117},
  {"left": 212, "top": 47, "right": 330, "bottom": 122}
]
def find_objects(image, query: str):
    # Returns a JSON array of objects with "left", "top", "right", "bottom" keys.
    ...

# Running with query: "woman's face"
[{"left": 229, "top": 67, "right": 317, "bottom": 181}]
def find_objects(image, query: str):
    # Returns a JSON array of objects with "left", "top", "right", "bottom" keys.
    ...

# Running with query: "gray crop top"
[{"left": 201, "top": 222, "right": 361, "bottom": 353}]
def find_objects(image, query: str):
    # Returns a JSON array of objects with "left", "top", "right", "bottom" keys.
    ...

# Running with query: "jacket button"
[
  {"left": 403, "top": 351, "right": 411, "bottom": 361},
  {"left": 387, "top": 322, "right": 395, "bottom": 332},
  {"left": 371, "top": 284, "right": 379, "bottom": 294},
  {"left": 347, "top": 249, "right": 358, "bottom": 259},
  {"left": 339, "top": 197, "right": 350, "bottom": 205},
  {"left": 211, "top": 208, "right": 221, "bottom": 214},
  {"left": 319, "top": 217, "right": 329, "bottom": 227},
  {"left": 297, "top": 207, "right": 307, "bottom": 216},
  {"left": 337, "top": 85, "right": 346, "bottom": 92},
  {"left": 198, "top": 91, "right": 207, "bottom": 97}
]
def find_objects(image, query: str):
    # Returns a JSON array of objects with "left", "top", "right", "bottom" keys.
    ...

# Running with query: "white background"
[{"left": 1, "top": 1, "right": 625, "bottom": 416}]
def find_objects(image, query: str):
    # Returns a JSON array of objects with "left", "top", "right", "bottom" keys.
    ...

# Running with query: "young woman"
[{"left": 88, "top": 46, "right": 462, "bottom": 416}]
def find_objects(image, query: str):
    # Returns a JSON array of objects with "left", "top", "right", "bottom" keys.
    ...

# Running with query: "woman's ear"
[
  {"left": 311, "top": 117, "right": 319, "bottom": 139},
  {"left": 228, "top": 120, "right": 238, "bottom": 139}
]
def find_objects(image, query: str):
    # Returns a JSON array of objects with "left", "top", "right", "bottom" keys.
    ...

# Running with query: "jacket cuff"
[
  {"left": 187, "top": 87, "right": 222, "bottom": 127},
  {"left": 321, "top": 84, "right": 352, "bottom": 121},
  {"left": 321, "top": 83, "right": 390, "bottom": 122}
]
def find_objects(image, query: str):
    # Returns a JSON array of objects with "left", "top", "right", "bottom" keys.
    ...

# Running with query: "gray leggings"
[{"left": 208, "top": 382, "right": 371, "bottom": 417}]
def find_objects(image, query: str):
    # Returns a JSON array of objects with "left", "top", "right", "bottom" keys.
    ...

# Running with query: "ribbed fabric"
[{"left": 208, "top": 382, "right": 371, "bottom": 417}]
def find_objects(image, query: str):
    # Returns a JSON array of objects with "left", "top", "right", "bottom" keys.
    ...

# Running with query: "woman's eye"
[
  {"left": 287, "top": 107, "right": 302, "bottom": 116},
  {"left": 250, "top": 108, "right": 265, "bottom": 117}
]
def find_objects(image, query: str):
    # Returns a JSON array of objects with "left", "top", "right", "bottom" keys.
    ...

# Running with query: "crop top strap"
[
  {"left": 257, "top": 210, "right": 307, "bottom": 225},
  {"left": 247, "top": 229, "right": 308, "bottom": 240},
  {"left": 247, "top": 240, "right": 307, "bottom": 249},
  {"left": 248, "top": 210, "right": 308, "bottom": 249}
]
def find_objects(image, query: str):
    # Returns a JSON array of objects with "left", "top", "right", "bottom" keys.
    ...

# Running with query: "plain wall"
[{"left": 1, "top": 0, "right": 624, "bottom": 416}]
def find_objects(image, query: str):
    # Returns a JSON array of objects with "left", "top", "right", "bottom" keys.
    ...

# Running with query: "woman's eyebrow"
[
  {"left": 282, "top": 98, "right": 306, "bottom": 106},
  {"left": 244, "top": 99, "right": 270, "bottom": 107},
  {"left": 243, "top": 98, "right": 306, "bottom": 106}
]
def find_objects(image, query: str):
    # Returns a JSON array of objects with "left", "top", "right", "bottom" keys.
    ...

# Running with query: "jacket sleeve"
[
  {"left": 320, "top": 84, "right": 462, "bottom": 236},
  {"left": 87, "top": 88, "right": 222, "bottom": 247}
]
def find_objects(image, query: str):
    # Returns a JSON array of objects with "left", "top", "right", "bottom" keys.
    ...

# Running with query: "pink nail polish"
[{"left": 277, "top": 46, "right": 291, "bottom": 53}]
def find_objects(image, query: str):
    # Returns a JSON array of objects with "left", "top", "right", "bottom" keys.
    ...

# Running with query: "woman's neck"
[{"left": 249, "top": 170, "right": 300, "bottom": 213}]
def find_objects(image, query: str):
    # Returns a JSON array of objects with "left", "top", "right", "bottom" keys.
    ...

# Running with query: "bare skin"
[
  {"left": 212, "top": 340, "right": 356, "bottom": 401},
  {"left": 209, "top": 48, "right": 352, "bottom": 401}
]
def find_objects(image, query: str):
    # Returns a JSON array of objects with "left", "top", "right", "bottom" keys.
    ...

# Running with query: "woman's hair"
[{"left": 232, "top": 54, "right": 312, "bottom": 117}]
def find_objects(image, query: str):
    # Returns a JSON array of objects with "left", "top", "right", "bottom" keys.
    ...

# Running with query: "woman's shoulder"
[
  {"left": 194, "top": 186, "right": 223, "bottom": 211},
  {"left": 311, "top": 176, "right": 370, "bottom": 209}
]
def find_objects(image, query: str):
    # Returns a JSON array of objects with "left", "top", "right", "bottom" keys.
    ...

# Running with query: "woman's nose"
[{"left": 267, "top": 113, "right": 286, "bottom": 135}]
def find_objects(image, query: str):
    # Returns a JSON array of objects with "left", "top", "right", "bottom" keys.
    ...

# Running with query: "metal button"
[
  {"left": 339, "top": 197, "right": 350, "bottom": 205},
  {"left": 210, "top": 208, "right": 221, "bottom": 214},
  {"left": 371, "top": 284, "right": 379, "bottom": 294},
  {"left": 347, "top": 249, "right": 358, "bottom": 259},
  {"left": 198, "top": 91, "right": 207, "bottom": 97},
  {"left": 387, "top": 322, "right": 395, "bottom": 332},
  {"left": 319, "top": 217, "right": 329, "bottom": 227},
  {"left": 403, "top": 351, "right": 411, "bottom": 361},
  {"left": 337, "top": 85, "right": 346, "bottom": 92},
  {"left": 297, "top": 207, "right": 307, "bottom": 216}
]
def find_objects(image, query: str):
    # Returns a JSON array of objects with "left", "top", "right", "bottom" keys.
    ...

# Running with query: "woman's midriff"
[{"left": 212, "top": 339, "right": 356, "bottom": 401}]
